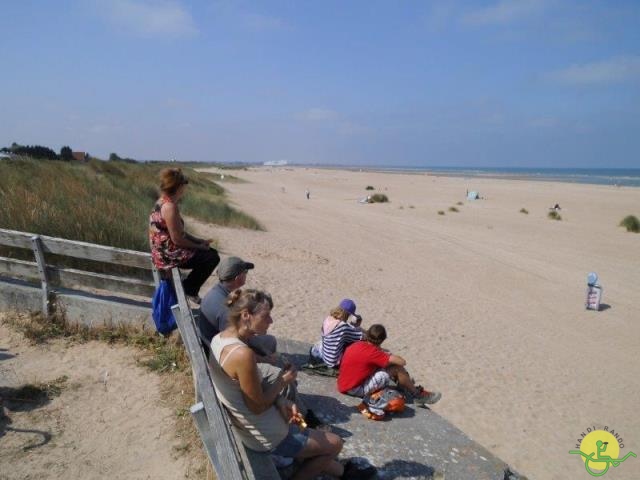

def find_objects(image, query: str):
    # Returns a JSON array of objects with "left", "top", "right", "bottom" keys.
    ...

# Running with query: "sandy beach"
[{"left": 195, "top": 166, "right": 640, "bottom": 480}]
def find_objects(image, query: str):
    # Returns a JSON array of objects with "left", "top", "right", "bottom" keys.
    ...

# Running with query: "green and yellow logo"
[{"left": 569, "top": 428, "right": 636, "bottom": 476}]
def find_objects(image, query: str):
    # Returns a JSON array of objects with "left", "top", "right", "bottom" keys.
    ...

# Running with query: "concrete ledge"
[
  {"left": 0, "top": 277, "right": 153, "bottom": 329},
  {"left": 280, "top": 339, "right": 526, "bottom": 480}
]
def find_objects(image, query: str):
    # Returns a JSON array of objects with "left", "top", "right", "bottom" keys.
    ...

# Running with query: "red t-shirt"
[{"left": 337, "top": 341, "right": 390, "bottom": 393}]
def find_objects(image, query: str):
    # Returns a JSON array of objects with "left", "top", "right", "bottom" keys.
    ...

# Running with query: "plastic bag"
[{"left": 151, "top": 279, "right": 178, "bottom": 335}]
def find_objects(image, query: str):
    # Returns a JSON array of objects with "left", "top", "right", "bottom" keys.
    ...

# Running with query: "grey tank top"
[{"left": 210, "top": 334, "right": 288, "bottom": 452}]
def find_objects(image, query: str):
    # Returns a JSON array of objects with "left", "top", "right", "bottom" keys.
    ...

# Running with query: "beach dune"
[{"left": 196, "top": 167, "right": 640, "bottom": 480}]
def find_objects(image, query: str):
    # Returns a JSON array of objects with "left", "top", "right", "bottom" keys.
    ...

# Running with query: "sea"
[{"left": 342, "top": 166, "right": 640, "bottom": 188}]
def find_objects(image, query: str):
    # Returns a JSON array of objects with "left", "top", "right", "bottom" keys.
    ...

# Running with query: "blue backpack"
[{"left": 151, "top": 279, "right": 178, "bottom": 335}]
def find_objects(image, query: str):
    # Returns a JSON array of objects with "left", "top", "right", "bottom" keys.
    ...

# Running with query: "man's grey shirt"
[{"left": 198, "top": 282, "right": 230, "bottom": 344}]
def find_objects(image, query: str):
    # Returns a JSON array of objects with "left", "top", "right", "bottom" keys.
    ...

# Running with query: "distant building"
[
  {"left": 72, "top": 151, "right": 89, "bottom": 162},
  {"left": 0, "top": 152, "right": 11, "bottom": 160},
  {"left": 263, "top": 160, "right": 288, "bottom": 166}
]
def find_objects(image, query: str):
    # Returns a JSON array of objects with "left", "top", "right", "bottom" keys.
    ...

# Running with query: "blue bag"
[{"left": 151, "top": 279, "right": 178, "bottom": 335}]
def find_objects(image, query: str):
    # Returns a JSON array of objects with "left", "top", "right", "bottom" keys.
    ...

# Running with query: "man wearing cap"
[
  {"left": 199, "top": 256, "right": 324, "bottom": 428},
  {"left": 198, "top": 256, "right": 276, "bottom": 359}
]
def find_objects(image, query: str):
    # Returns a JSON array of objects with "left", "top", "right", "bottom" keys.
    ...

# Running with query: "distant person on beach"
[
  {"left": 338, "top": 324, "right": 441, "bottom": 407},
  {"left": 199, "top": 256, "right": 276, "bottom": 360},
  {"left": 209, "top": 289, "right": 377, "bottom": 480},
  {"left": 310, "top": 299, "right": 364, "bottom": 368},
  {"left": 149, "top": 168, "right": 219, "bottom": 304},
  {"left": 305, "top": 189, "right": 310, "bottom": 199}
]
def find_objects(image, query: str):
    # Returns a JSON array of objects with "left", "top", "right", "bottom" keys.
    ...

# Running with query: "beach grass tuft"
[
  {"left": 619, "top": 215, "right": 639, "bottom": 233},
  {"left": 438, "top": 210, "right": 445, "bottom": 215},
  {"left": 365, "top": 185, "right": 375, "bottom": 190},
  {"left": 448, "top": 206, "right": 459, "bottom": 212},
  {"left": 456, "top": 201, "right": 463, "bottom": 206},
  {"left": 548, "top": 210, "right": 562, "bottom": 220},
  {"left": 370, "top": 193, "right": 389, "bottom": 203},
  {"left": 520, "top": 208, "right": 529, "bottom": 214}
]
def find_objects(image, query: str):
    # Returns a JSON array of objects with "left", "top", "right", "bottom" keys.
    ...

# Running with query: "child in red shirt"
[{"left": 337, "top": 324, "right": 441, "bottom": 407}]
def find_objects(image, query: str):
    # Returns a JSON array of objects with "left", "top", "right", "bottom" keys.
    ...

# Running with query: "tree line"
[{"left": 1, "top": 142, "right": 137, "bottom": 163}]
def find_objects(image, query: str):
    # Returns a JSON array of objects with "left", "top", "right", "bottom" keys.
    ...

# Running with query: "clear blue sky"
[{"left": 1, "top": 1, "right": 639, "bottom": 167}]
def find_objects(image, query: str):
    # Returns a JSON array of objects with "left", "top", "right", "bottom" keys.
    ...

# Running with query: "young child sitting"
[
  {"left": 309, "top": 299, "right": 364, "bottom": 368},
  {"left": 337, "top": 324, "right": 441, "bottom": 409}
]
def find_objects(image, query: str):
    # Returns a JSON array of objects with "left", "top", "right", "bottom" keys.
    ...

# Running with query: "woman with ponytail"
[{"left": 209, "top": 289, "right": 376, "bottom": 480}]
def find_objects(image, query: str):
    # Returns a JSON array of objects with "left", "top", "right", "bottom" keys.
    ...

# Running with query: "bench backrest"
[
  {"left": 169, "top": 268, "right": 280, "bottom": 480},
  {"left": 0, "top": 228, "right": 157, "bottom": 315}
]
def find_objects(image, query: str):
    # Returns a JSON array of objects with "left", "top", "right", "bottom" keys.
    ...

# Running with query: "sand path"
[
  {"left": 0, "top": 321, "right": 191, "bottom": 480},
  {"left": 195, "top": 167, "right": 640, "bottom": 480}
]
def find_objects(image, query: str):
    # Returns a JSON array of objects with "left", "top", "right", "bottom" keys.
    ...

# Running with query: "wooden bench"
[
  {"left": 169, "top": 268, "right": 282, "bottom": 480},
  {"left": 0, "top": 228, "right": 157, "bottom": 317}
]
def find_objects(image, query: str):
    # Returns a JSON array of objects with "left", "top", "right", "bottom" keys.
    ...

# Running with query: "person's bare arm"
[
  {"left": 228, "top": 347, "right": 297, "bottom": 414},
  {"left": 388, "top": 354, "right": 407, "bottom": 367},
  {"left": 161, "top": 202, "right": 208, "bottom": 250}
]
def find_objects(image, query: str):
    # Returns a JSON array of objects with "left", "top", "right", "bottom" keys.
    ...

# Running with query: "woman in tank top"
[
  {"left": 210, "top": 289, "right": 376, "bottom": 480},
  {"left": 149, "top": 167, "right": 219, "bottom": 302}
]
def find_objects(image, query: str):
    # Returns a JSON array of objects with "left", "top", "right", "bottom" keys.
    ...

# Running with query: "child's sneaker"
[
  {"left": 357, "top": 402, "right": 385, "bottom": 421},
  {"left": 413, "top": 386, "right": 441, "bottom": 406}
]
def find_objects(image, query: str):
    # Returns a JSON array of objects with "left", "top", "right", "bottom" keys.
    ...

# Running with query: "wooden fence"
[
  {"left": 0, "top": 228, "right": 157, "bottom": 316},
  {"left": 0, "top": 228, "right": 280, "bottom": 479}
]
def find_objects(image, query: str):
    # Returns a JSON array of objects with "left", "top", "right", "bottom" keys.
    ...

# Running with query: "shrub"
[
  {"left": 370, "top": 193, "right": 389, "bottom": 203},
  {"left": 619, "top": 215, "right": 640, "bottom": 233},
  {"left": 448, "top": 206, "right": 459, "bottom": 212},
  {"left": 438, "top": 210, "right": 445, "bottom": 215},
  {"left": 520, "top": 208, "right": 529, "bottom": 214},
  {"left": 548, "top": 210, "right": 562, "bottom": 220},
  {"left": 365, "top": 185, "right": 375, "bottom": 190}
]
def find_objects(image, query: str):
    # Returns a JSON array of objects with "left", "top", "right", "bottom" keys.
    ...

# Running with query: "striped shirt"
[{"left": 320, "top": 316, "right": 363, "bottom": 368}]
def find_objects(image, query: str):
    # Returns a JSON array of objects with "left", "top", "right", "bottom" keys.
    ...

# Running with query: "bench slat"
[
  {"left": 0, "top": 257, "right": 155, "bottom": 297},
  {"left": 0, "top": 228, "right": 153, "bottom": 269},
  {"left": 47, "top": 266, "right": 156, "bottom": 297},
  {"left": 0, "top": 256, "right": 39, "bottom": 280},
  {"left": 171, "top": 272, "right": 247, "bottom": 480}
]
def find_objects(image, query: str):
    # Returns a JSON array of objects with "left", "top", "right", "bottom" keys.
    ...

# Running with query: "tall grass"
[{"left": 0, "top": 156, "right": 261, "bottom": 254}]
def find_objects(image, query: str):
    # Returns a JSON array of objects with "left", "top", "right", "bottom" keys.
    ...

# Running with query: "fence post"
[
  {"left": 31, "top": 235, "right": 50, "bottom": 317},
  {"left": 151, "top": 264, "right": 160, "bottom": 288}
]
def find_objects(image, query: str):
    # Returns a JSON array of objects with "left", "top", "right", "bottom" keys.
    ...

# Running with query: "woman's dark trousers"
[{"left": 180, "top": 248, "right": 220, "bottom": 296}]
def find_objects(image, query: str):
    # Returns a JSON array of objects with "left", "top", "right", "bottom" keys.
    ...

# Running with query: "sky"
[{"left": 1, "top": 0, "right": 639, "bottom": 168}]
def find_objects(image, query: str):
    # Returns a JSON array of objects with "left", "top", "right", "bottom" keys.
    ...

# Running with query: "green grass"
[
  {"left": 548, "top": 210, "right": 562, "bottom": 221},
  {"left": 370, "top": 193, "right": 389, "bottom": 203},
  {"left": 520, "top": 208, "right": 529, "bottom": 214},
  {"left": 0, "top": 156, "right": 262, "bottom": 266},
  {"left": 619, "top": 215, "right": 639, "bottom": 233}
]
